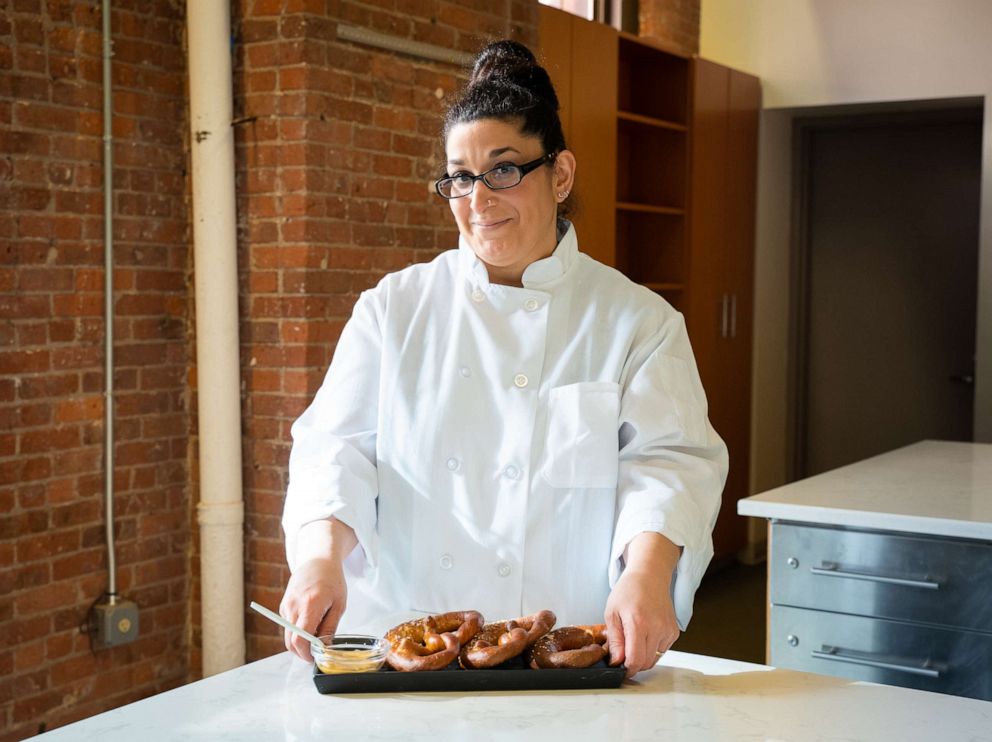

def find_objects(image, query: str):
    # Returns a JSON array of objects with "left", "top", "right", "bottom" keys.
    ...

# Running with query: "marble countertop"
[
  {"left": 41, "top": 649, "right": 992, "bottom": 741},
  {"left": 738, "top": 440, "right": 992, "bottom": 539}
]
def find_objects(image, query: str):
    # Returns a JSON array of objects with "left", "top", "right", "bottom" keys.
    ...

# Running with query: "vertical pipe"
[
  {"left": 186, "top": 3, "right": 246, "bottom": 675},
  {"left": 101, "top": 0, "right": 117, "bottom": 605}
]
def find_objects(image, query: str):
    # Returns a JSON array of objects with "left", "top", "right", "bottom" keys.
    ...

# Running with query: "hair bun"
[
  {"left": 470, "top": 40, "right": 537, "bottom": 85},
  {"left": 469, "top": 40, "right": 558, "bottom": 111}
]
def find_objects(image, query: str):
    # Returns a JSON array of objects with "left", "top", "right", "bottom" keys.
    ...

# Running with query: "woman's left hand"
[{"left": 604, "top": 532, "right": 682, "bottom": 678}]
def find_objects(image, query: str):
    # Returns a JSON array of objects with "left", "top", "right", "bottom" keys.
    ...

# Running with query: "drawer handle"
[
  {"left": 812, "top": 645, "right": 941, "bottom": 678},
  {"left": 810, "top": 563, "right": 940, "bottom": 590}
]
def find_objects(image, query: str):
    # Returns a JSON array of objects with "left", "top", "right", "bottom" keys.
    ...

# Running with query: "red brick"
[
  {"left": 15, "top": 322, "right": 48, "bottom": 346},
  {"left": 18, "top": 373, "right": 79, "bottom": 399},
  {"left": 52, "top": 546, "right": 104, "bottom": 580},
  {"left": 0, "top": 348, "right": 50, "bottom": 373},
  {"left": 12, "top": 689, "right": 62, "bottom": 724},
  {"left": 45, "top": 631, "right": 74, "bottom": 662},
  {"left": 13, "top": 640, "right": 46, "bottom": 672},
  {"left": 48, "top": 319, "right": 75, "bottom": 341},
  {"left": 372, "top": 155, "right": 411, "bottom": 177},
  {"left": 51, "top": 344, "right": 101, "bottom": 369},
  {"left": 0, "top": 508, "right": 49, "bottom": 544},
  {"left": 53, "top": 396, "right": 103, "bottom": 424},
  {"left": 50, "top": 290, "right": 102, "bottom": 319},
  {"left": 14, "top": 574, "right": 80, "bottom": 613},
  {"left": 0, "top": 294, "right": 50, "bottom": 319},
  {"left": 249, "top": 271, "right": 278, "bottom": 293},
  {"left": 50, "top": 497, "right": 101, "bottom": 529}
]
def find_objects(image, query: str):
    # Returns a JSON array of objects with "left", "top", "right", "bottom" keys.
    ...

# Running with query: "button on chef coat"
[{"left": 283, "top": 221, "right": 728, "bottom": 636}]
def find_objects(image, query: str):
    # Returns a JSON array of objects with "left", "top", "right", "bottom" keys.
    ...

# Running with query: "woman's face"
[{"left": 444, "top": 118, "right": 575, "bottom": 285}]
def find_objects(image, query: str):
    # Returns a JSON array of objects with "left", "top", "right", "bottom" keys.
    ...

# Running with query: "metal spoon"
[{"left": 250, "top": 601, "right": 323, "bottom": 650}]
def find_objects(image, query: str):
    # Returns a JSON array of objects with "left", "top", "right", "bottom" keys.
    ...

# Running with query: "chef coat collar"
[{"left": 457, "top": 219, "right": 578, "bottom": 292}]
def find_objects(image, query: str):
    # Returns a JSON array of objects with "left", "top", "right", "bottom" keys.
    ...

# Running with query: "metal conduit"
[
  {"left": 336, "top": 24, "right": 473, "bottom": 66},
  {"left": 101, "top": 0, "right": 117, "bottom": 606}
]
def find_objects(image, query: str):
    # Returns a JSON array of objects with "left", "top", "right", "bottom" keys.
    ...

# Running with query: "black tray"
[{"left": 312, "top": 655, "right": 626, "bottom": 694}]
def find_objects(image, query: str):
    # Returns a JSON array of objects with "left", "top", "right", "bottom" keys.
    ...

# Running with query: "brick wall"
[
  {"left": 231, "top": 0, "right": 540, "bottom": 663},
  {"left": 1, "top": 1, "right": 191, "bottom": 739},
  {"left": 3, "top": 0, "right": 702, "bottom": 734},
  {"left": 639, "top": 0, "right": 699, "bottom": 56}
]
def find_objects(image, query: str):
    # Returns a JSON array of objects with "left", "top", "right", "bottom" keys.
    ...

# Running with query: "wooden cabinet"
[
  {"left": 539, "top": 9, "right": 617, "bottom": 267},
  {"left": 687, "top": 60, "right": 760, "bottom": 561},
  {"left": 539, "top": 8, "right": 760, "bottom": 564}
]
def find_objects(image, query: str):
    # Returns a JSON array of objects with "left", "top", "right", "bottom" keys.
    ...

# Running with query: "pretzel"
[
  {"left": 384, "top": 610, "right": 484, "bottom": 671},
  {"left": 459, "top": 610, "right": 557, "bottom": 669},
  {"left": 525, "top": 624, "right": 609, "bottom": 669}
]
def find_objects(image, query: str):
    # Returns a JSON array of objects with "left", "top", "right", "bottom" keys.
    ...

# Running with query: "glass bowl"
[{"left": 312, "top": 634, "right": 390, "bottom": 675}]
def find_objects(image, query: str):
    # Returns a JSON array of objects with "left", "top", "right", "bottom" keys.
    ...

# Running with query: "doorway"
[{"left": 790, "top": 106, "right": 982, "bottom": 478}]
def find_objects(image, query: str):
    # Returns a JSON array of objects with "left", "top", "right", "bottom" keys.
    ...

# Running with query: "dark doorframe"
[{"left": 787, "top": 102, "right": 983, "bottom": 481}]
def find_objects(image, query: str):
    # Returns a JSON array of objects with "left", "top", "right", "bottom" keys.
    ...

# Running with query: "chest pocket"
[{"left": 540, "top": 382, "right": 620, "bottom": 489}]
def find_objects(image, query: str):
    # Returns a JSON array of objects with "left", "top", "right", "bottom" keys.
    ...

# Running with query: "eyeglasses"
[{"left": 434, "top": 152, "right": 558, "bottom": 199}]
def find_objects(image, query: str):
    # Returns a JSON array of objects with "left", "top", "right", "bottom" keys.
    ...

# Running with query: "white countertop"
[
  {"left": 40, "top": 650, "right": 992, "bottom": 741},
  {"left": 738, "top": 440, "right": 992, "bottom": 540}
]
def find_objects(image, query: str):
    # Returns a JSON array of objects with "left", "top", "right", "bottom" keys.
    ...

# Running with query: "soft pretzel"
[
  {"left": 459, "top": 610, "right": 557, "bottom": 669},
  {"left": 525, "top": 624, "right": 609, "bottom": 669},
  {"left": 384, "top": 610, "right": 484, "bottom": 671}
]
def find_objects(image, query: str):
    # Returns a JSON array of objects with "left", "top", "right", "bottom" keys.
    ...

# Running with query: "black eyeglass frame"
[{"left": 434, "top": 151, "right": 559, "bottom": 199}]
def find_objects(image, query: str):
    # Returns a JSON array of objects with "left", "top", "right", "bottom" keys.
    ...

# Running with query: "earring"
[{"left": 557, "top": 191, "right": 569, "bottom": 200}]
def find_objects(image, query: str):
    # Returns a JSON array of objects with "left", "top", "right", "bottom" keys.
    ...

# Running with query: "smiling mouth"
[{"left": 473, "top": 218, "right": 511, "bottom": 228}]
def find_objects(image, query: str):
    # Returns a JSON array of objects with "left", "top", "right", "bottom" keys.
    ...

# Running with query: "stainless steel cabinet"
[{"left": 769, "top": 521, "right": 992, "bottom": 700}]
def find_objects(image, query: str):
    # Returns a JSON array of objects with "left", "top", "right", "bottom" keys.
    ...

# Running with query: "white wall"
[
  {"left": 701, "top": 0, "right": 992, "bottom": 109},
  {"left": 700, "top": 0, "right": 992, "bottom": 497}
]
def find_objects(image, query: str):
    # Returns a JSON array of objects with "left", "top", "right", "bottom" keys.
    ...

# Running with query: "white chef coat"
[{"left": 282, "top": 221, "right": 728, "bottom": 636}]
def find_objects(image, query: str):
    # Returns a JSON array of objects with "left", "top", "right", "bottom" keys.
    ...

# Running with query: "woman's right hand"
[
  {"left": 279, "top": 518, "right": 357, "bottom": 661},
  {"left": 279, "top": 556, "right": 348, "bottom": 660}
]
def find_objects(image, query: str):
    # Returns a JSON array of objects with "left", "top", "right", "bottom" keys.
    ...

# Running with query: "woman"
[{"left": 280, "top": 40, "right": 727, "bottom": 678}]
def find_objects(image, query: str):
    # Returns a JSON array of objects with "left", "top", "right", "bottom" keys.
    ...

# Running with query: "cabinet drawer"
[
  {"left": 771, "top": 523, "right": 992, "bottom": 632},
  {"left": 770, "top": 605, "right": 992, "bottom": 700}
]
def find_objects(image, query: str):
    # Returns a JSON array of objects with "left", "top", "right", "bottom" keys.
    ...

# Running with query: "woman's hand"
[
  {"left": 604, "top": 531, "right": 682, "bottom": 678},
  {"left": 279, "top": 556, "right": 348, "bottom": 660},
  {"left": 278, "top": 518, "right": 357, "bottom": 661}
]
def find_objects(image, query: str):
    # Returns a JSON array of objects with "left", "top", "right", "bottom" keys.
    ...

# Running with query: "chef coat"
[{"left": 282, "top": 221, "right": 728, "bottom": 636}]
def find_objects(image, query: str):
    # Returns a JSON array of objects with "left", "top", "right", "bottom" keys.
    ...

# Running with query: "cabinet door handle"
[
  {"left": 810, "top": 563, "right": 940, "bottom": 590},
  {"left": 720, "top": 294, "right": 728, "bottom": 338},
  {"left": 812, "top": 645, "right": 941, "bottom": 678},
  {"left": 729, "top": 293, "right": 737, "bottom": 338}
]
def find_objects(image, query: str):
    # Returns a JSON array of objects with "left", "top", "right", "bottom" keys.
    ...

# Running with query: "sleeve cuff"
[
  {"left": 282, "top": 464, "right": 378, "bottom": 574},
  {"left": 609, "top": 509, "right": 713, "bottom": 631}
]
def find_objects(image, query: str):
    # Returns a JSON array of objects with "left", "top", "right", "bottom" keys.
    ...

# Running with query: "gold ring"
[{"left": 655, "top": 650, "right": 664, "bottom": 658}]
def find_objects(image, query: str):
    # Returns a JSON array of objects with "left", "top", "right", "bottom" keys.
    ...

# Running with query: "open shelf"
[
  {"left": 616, "top": 110, "right": 687, "bottom": 132},
  {"left": 617, "top": 36, "right": 689, "bottom": 124},
  {"left": 617, "top": 202, "right": 685, "bottom": 216},
  {"left": 615, "top": 210, "right": 685, "bottom": 287},
  {"left": 641, "top": 282, "right": 684, "bottom": 292},
  {"left": 616, "top": 117, "right": 686, "bottom": 208},
  {"left": 614, "top": 31, "right": 691, "bottom": 312}
]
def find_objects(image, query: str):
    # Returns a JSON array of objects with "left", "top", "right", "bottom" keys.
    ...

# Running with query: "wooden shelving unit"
[
  {"left": 614, "top": 35, "right": 691, "bottom": 310},
  {"left": 540, "top": 7, "right": 761, "bottom": 563}
]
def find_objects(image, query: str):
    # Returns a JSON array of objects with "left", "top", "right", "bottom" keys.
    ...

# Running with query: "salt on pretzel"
[
  {"left": 384, "top": 610, "right": 483, "bottom": 671},
  {"left": 525, "top": 624, "right": 609, "bottom": 669},
  {"left": 459, "top": 610, "right": 557, "bottom": 669}
]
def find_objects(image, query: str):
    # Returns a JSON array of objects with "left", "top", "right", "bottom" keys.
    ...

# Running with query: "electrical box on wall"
[{"left": 92, "top": 599, "right": 140, "bottom": 649}]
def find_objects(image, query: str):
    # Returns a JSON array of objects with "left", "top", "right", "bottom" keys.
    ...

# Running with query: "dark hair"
[{"left": 444, "top": 40, "right": 568, "bottom": 163}]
